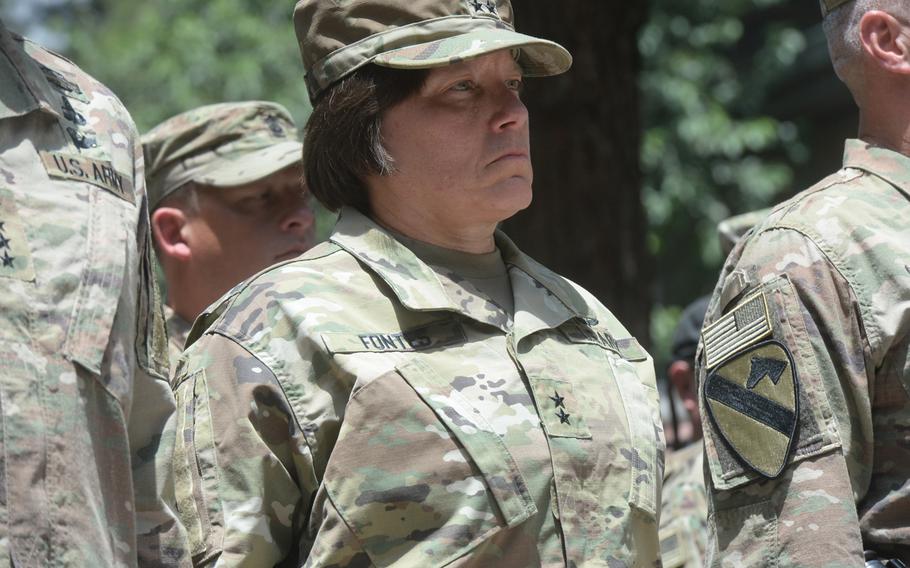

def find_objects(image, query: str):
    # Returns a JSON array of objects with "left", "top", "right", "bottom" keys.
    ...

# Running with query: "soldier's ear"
[
  {"left": 860, "top": 10, "right": 910, "bottom": 74},
  {"left": 151, "top": 207, "right": 191, "bottom": 262}
]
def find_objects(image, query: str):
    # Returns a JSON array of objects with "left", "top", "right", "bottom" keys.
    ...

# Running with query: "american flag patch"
[{"left": 702, "top": 290, "right": 772, "bottom": 368}]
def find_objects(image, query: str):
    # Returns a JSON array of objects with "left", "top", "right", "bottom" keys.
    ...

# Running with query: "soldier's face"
[
  {"left": 372, "top": 50, "right": 532, "bottom": 229},
  {"left": 185, "top": 166, "right": 315, "bottom": 300}
]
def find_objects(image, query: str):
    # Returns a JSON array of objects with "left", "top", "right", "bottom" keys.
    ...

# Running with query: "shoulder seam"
[{"left": 752, "top": 224, "right": 878, "bottom": 350}]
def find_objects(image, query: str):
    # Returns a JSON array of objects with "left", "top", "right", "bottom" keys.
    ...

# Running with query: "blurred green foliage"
[
  {"left": 640, "top": 0, "right": 810, "bottom": 370},
  {"left": 48, "top": 0, "right": 311, "bottom": 131}
]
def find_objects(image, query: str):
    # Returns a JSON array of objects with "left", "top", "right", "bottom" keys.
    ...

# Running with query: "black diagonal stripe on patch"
[{"left": 705, "top": 374, "right": 795, "bottom": 436}]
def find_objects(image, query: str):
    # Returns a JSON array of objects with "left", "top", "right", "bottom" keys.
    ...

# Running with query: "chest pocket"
[
  {"left": 62, "top": 186, "right": 133, "bottom": 395},
  {"left": 554, "top": 321, "right": 664, "bottom": 517},
  {"left": 320, "top": 355, "right": 536, "bottom": 568},
  {"left": 606, "top": 351, "right": 663, "bottom": 517}
]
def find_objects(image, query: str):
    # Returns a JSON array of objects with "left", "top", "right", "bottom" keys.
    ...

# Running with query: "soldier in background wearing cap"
[
  {"left": 171, "top": 0, "right": 664, "bottom": 566},
  {"left": 142, "top": 102, "right": 316, "bottom": 365},
  {"left": 0, "top": 18, "right": 188, "bottom": 567},
  {"left": 695, "top": 0, "right": 910, "bottom": 565}
]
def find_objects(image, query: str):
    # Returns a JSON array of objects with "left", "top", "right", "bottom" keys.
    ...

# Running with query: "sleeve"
[
  {"left": 697, "top": 226, "right": 871, "bottom": 567},
  {"left": 129, "top": 134, "right": 193, "bottom": 566},
  {"left": 172, "top": 334, "right": 316, "bottom": 567}
]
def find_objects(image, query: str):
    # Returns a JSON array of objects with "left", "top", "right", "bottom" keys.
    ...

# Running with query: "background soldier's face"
[{"left": 185, "top": 165, "right": 315, "bottom": 296}]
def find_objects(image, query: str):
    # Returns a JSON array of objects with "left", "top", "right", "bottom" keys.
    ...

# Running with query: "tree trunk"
[{"left": 506, "top": 3, "right": 652, "bottom": 344}]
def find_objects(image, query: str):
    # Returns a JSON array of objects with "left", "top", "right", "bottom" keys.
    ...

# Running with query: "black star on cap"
[
  {"left": 556, "top": 408, "right": 571, "bottom": 425},
  {"left": 469, "top": 0, "right": 497, "bottom": 15},
  {"left": 1, "top": 251, "right": 14, "bottom": 267},
  {"left": 264, "top": 115, "right": 286, "bottom": 137},
  {"left": 0, "top": 234, "right": 9, "bottom": 250},
  {"left": 549, "top": 391, "right": 565, "bottom": 408}
]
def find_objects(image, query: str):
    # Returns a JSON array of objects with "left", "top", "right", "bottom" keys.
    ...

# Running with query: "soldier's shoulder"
[
  {"left": 760, "top": 167, "right": 891, "bottom": 234},
  {"left": 188, "top": 240, "right": 363, "bottom": 346},
  {"left": 19, "top": 34, "right": 133, "bottom": 121}
]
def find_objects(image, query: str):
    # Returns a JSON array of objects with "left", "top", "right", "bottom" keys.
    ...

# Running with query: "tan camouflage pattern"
[
  {"left": 294, "top": 0, "right": 571, "bottom": 99},
  {"left": 0, "top": 22, "right": 189, "bottom": 567},
  {"left": 164, "top": 305, "right": 192, "bottom": 371},
  {"left": 697, "top": 139, "right": 910, "bottom": 565},
  {"left": 172, "top": 206, "right": 664, "bottom": 567},
  {"left": 659, "top": 443, "right": 707, "bottom": 568},
  {"left": 142, "top": 101, "right": 302, "bottom": 208}
]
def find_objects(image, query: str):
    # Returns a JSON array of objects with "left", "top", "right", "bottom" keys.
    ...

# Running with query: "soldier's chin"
[{"left": 481, "top": 178, "right": 533, "bottom": 223}]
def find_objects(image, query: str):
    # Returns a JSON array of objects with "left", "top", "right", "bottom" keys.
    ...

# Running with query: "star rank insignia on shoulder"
[{"left": 701, "top": 289, "right": 800, "bottom": 478}]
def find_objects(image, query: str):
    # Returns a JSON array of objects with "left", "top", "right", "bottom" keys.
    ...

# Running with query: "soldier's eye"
[
  {"left": 450, "top": 80, "right": 475, "bottom": 92},
  {"left": 506, "top": 78, "right": 523, "bottom": 92}
]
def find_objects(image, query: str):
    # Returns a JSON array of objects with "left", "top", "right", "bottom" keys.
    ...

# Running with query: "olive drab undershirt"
[
  {"left": 0, "top": 21, "right": 188, "bottom": 567},
  {"left": 171, "top": 206, "right": 664, "bottom": 567}
]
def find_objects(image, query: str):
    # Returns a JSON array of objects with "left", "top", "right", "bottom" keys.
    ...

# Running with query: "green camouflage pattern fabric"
[
  {"left": 173, "top": 206, "right": 664, "bottom": 566},
  {"left": 294, "top": 0, "right": 571, "bottom": 99},
  {"left": 0, "top": 22, "right": 189, "bottom": 567},
  {"left": 659, "top": 444, "right": 707, "bottom": 568},
  {"left": 142, "top": 101, "right": 302, "bottom": 209},
  {"left": 697, "top": 139, "right": 910, "bottom": 565},
  {"left": 164, "top": 305, "right": 192, "bottom": 371}
]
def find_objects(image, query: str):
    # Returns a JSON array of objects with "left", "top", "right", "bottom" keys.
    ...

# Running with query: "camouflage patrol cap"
[
  {"left": 820, "top": 0, "right": 854, "bottom": 17},
  {"left": 294, "top": 0, "right": 573, "bottom": 99},
  {"left": 142, "top": 101, "right": 303, "bottom": 209}
]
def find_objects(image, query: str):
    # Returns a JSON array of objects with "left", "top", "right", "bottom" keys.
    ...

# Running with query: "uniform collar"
[
  {"left": 164, "top": 304, "right": 193, "bottom": 353},
  {"left": 330, "top": 206, "right": 594, "bottom": 335},
  {"left": 843, "top": 138, "right": 910, "bottom": 200},
  {"left": 496, "top": 230, "right": 598, "bottom": 342},
  {"left": 0, "top": 21, "right": 61, "bottom": 121}
]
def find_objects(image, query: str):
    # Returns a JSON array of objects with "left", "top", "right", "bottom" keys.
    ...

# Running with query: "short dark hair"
[{"left": 303, "top": 65, "right": 428, "bottom": 212}]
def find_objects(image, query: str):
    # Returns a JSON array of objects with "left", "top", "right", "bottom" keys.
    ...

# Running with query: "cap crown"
[
  {"left": 294, "top": 0, "right": 515, "bottom": 96},
  {"left": 142, "top": 101, "right": 300, "bottom": 206}
]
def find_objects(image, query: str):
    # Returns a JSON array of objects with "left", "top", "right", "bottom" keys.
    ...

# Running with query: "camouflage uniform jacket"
[
  {"left": 173, "top": 206, "right": 664, "bottom": 567},
  {"left": 697, "top": 139, "right": 910, "bottom": 566},
  {"left": 165, "top": 305, "right": 192, "bottom": 370},
  {"left": 0, "top": 23, "right": 188, "bottom": 567},
  {"left": 658, "top": 443, "right": 706, "bottom": 568}
]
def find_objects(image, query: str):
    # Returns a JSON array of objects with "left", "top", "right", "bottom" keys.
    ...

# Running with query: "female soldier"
[{"left": 172, "top": 1, "right": 664, "bottom": 566}]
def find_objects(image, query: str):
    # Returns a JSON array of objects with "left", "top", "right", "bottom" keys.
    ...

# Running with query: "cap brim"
[
  {"left": 194, "top": 140, "right": 303, "bottom": 187},
  {"left": 372, "top": 29, "right": 572, "bottom": 77}
]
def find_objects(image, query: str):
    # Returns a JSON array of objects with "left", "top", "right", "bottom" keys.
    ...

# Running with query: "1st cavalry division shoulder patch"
[{"left": 702, "top": 290, "right": 799, "bottom": 478}]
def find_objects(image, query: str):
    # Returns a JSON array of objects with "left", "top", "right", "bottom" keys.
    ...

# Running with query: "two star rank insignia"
[
  {"left": 0, "top": 190, "right": 35, "bottom": 281},
  {"left": 704, "top": 339, "right": 799, "bottom": 478},
  {"left": 469, "top": 0, "right": 498, "bottom": 16},
  {"left": 550, "top": 391, "right": 571, "bottom": 424}
]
